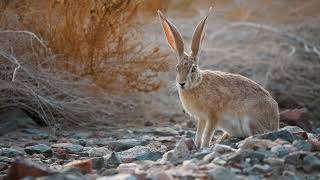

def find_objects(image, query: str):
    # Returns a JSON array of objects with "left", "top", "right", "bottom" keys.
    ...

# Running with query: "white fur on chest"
[{"left": 218, "top": 114, "right": 252, "bottom": 137}]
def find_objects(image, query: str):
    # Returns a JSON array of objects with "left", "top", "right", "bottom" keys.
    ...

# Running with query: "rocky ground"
[{"left": 1, "top": 109, "right": 320, "bottom": 180}]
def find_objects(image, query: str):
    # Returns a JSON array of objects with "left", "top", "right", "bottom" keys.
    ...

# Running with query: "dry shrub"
[
  {"left": 0, "top": 0, "right": 168, "bottom": 128},
  {"left": 4, "top": 0, "right": 169, "bottom": 93}
]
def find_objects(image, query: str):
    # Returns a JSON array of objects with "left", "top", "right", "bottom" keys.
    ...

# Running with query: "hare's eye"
[
  {"left": 191, "top": 66, "right": 196, "bottom": 72},
  {"left": 175, "top": 65, "right": 179, "bottom": 72}
]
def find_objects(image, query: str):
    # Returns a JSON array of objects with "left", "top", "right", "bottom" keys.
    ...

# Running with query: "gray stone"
[
  {"left": 284, "top": 151, "right": 308, "bottom": 166},
  {"left": 211, "top": 144, "right": 236, "bottom": 154},
  {"left": 0, "top": 156, "right": 11, "bottom": 163},
  {"left": 51, "top": 143, "right": 83, "bottom": 154},
  {"left": 107, "top": 139, "right": 147, "bottom": 152},
  {"left": 203, "top": 152, "right": 221, "bottom": 162},
  {"left": 0, "top": 148, "right": 25, "bottom": 157},
  {"left": 120, "top": 146, "right": 162, "bottom": 163},
  {"left": 227, "top": 149, "right": 265, "bottom": 163},
  {"left": 167, "top": 138, "right": 191, "bottom": 162},
  {"left": 303, "top": 154, "right": 320, "bottom": 172},
  {"left": 250, "top": 164, "right": 272, "bottom": 173},
  {"left": 104, "top": 152, "right": 122, "bottom": 168},
  {"left": 153, "top": 127, "right": 179, "bottom": 136},
  {"left": 97, "top": 174, "right": 136, "bottom": 180},
  {"left": 271, "top": 145, "right": 292, "bottom": 157},
  {"left": 208, "top": 166, "right": 240, "bottom": 180},
  {"left": 292, "top": 140, "right": 312, "bottom": 152},
  {"left": 90, "top": 157, "right": 104, "bottom": 170},
  {"left": 218, "top": 137, "right": 242, "bottom": 149},
  {"left": 258, "top": 130, "right": 294, "bottom": 143},
  {"left": 88, "top": 147, "right": 111, "bottom": 157},
  {"left": 24, "top": 144, "right": 53, "bottom": 157}
]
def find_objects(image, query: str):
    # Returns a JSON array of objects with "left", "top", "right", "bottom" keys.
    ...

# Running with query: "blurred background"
[{"left": 0, "top": 0, "right": 319, "bottom": 130}]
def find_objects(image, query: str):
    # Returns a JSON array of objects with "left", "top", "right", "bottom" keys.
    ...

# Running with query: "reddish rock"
[
  {"left": 63, "top": 159, "right": 92, "bottom": 174},
  {"left": 308, "top": 139, "right": 320, "bottom": 152},
  {"left": 184, "top": 138, "right": 197, "bottom": 151},
  {"left": 280, "top": 108, "right": 312, "bottom": 132},
  {"left": 0, "top": 162, "right": 7, "bottom": 171},
  {"left": 7, "top": 158, "right": 56, "bottom": 180}
]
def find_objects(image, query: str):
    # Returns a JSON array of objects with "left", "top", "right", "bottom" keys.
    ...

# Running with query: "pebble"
[
  {"left": 88, "top": 147, "right": 112, "bottom": 157},
  {"left": 24, "top": 144, "right": 53, "bottom": 158},
  {"left": 208, "top": 166, "right": 240, "bottom": 180},
  {"left": 107, "top": 139, "right": 148, "bottom": 152},
  {"left": 292, "top": 140, "right": 312, "bottom": 152},
  {"left": 120, "top": 146, "right": 162, "bottom": 163},
  {"left": 0, "top": 148, "right": 25, "bottom": 157}
]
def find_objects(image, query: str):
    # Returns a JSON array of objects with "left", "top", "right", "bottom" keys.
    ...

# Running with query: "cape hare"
[{"left": 158, "top": 8, "right": 279, "bottom": 148}]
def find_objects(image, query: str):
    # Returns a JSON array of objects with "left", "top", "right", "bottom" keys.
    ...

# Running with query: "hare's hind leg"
[{"left": 195, "top": 118, "right": 206, "bottom": 148}]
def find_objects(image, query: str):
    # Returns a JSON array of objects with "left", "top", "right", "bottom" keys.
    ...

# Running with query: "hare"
[{"left": 158, "top": 8, "right": 279, "bottom": 148}]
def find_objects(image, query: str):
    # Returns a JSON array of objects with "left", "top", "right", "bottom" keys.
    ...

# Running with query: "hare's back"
[{"left": 202, "top": 70, "right": 272, "bottom": 99}]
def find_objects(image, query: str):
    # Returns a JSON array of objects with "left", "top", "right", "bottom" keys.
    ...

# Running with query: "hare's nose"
[{"left": 179, "top": 82, "right": 185, "bottom": 87}]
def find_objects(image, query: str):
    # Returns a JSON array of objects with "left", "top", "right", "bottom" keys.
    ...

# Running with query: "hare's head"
[{"left": 158, "top": 8, "right": 211, "bottom": 90}]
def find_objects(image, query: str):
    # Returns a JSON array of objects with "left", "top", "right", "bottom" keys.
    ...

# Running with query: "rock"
[
  {"left": 0, "top": 148, "right": 25, "bottom": 157},
  {"left": 154, "top": 127, "right": 179, "bottom": 136},
  {"left": 184, "top": 138, "right": 197, "bottom": 151},
  {"left": 38, "top": 168, "right": 86, "bottom": 180},
  {"left": 211, "top": 144, "right": 236, "bottom": 154},
  {"left": 97, "top": 174, "right": 137, "bottom": 180},
  {"left": 264, "top": 157, "right": 284, "bottom": 167},
  {"left": 7, "top": 158, "right": 56, "bottom": 180},
  {"left": 88, "top": 147, "right": 111, "bottom": 157},
  {"left": 239, "top": 138, "right": 277, "bottom": 150},
  {"left": 212, "top": 157, "right": 227, "bottom": 166},
  {"left": 208, "top": 166, "right": 240, "bottom": 180},
  {"left": 0, "top": 108, "right": 38, "bottom": 136},
  {"left": 22, "top": 129, "right": 49, "bottom": 138},
  {"left": 250, "top": 164, "right": 272, "bottom": 174},
  {"left": 120, "top": 146, "right": 162, "bottom": 163},
  {"left": 292, "top": 140, "right": 311, "bottom": 152},
  {"left": 218, "top": 137, "right": 242, "bottom": 149},
  {"left": 308, "top": 139, "right": 320, "bottom": 152},
  {"left": 302, "top": 154, "right": 320, "bottom": 172},
  {"left": 51, "top": 143, "right": 83, "bottom": 154},
  {"left": 284, "top": 151, "right": 308, "bottom": 166},
  {"left": 149, "top": 172, "right": 174, "bottom": 180},
  {"left": 281, "top": 126, "right": 308, "bottom": 140},
  {"left": 258, "top": 130, "right": 294, "bottom": 143},
  {"left": 271, "top": 145, "right": 293, "bottom": 157},
  {"left": 104, "top": 152, "right": 122, "bottom": 168},
  {"left": 107, "top": 139, "right": 148, "bottom": 152},
  {"left": 90, "top": 157, "right": 104, "bottom": 170},
  {"left": 63, "top": 159, "right": 92, "bottom": 174},
  {"left": 24, "top": 144, "right": 53, "bottom": 157},
  {"left": 0, "top": 156, "right": 11, "bottom": 163},
  {"left": 117, "top": 163, "right": 141, "bottom": 174},
  {"left": 165, "top": 138, "right": 191, "bottom": 163},
  {"left": 203, "top": 152, "right": 221, "bottom": 162},
  {"left": 191, "top": 148, "right": 212, "bottom": 159},
  {"left": 280, "top": 109, "right": 312, "bottom": 132},
  {"left": 154, "top": 136, "right": 176, "bottom": 143},
  {"left": 227, "top": 149, "right": 265, "bottom": 164}
]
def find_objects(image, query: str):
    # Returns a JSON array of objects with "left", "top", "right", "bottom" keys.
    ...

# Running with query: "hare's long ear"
[
  {"left": 158, "top": 10, "right": 184, "bottom": 57},
  {"left": 191, "top": 7, "right": 212, "bottom": 58}
]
